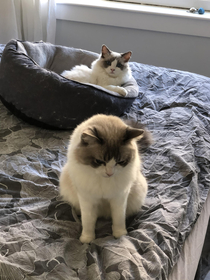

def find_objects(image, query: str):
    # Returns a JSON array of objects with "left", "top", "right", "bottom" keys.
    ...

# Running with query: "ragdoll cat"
[
  {"left": 61, "top": 45, "right": 132, "bottom": 97},
  {"left": 59, "top": 114, "right": 151, "bottom": 243}
]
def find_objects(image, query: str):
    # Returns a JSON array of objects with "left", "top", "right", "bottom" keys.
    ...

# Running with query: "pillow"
[{"left": 0, "top": 39, "right": 138, "bottom": 129}]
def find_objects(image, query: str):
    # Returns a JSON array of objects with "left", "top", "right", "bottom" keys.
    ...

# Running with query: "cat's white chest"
[
  {"left": 70, "top": 162, "right": 132, "bottom": 200},
  {"left": 91, "top": 69, "right": 119, "bottom": 87}
]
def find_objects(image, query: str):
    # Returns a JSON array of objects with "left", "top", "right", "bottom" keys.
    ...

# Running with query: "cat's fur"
[
  {"left": 61, "top": 45, "right": 132, "bottom": 97},
  {"left": 59, "top": 114, "right": 151, "bottom": 243}
]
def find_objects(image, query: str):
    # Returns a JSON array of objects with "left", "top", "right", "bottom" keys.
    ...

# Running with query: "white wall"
[{"left": 55, "top": 20, "right": 210, "bottom": 78}]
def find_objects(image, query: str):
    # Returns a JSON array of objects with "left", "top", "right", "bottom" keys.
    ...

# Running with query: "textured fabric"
[
  {"left": 0, "top": 40, "right": 138, "bottom": 130},
  {"left": 0, "top": 48, "right": 210, "bottom": 279}
]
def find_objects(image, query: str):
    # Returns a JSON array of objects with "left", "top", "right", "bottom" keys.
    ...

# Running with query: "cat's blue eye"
[
  {"left": 116, "top": 62, "right": 123, "bottom": 68},
  {"left": 105, "top": 61, "right": 111, "bottom": 66}
]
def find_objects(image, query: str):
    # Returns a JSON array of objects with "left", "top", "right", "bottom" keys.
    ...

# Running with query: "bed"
[{"left": 0, "top": 42, "right": 210, "bottom": 280}]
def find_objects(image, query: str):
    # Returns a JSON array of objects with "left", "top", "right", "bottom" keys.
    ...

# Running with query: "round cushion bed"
[{"left": 0, "top": 40, "right": 138, "bottom": 130}]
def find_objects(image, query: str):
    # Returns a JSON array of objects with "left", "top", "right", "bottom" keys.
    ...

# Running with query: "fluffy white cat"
[
  {"left": 59, "top": 114, "right": 151, "bottom": 243},
  {"left": 61, "top": 45, "right": 132, "bottom": 97}
]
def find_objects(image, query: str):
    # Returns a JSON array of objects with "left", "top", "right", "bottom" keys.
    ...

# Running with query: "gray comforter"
[{"left": 0, "top": 47, "right": 210, "bottom": 279}]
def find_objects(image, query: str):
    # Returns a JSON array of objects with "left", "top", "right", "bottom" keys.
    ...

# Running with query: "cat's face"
[
  {"left": 74, "top": 116, "right": 143, "bottom": 178},
  {"left": 78, "top": 141, "right": 134, "bottom": 178},
  {"left": 100, "top": 45, "right": 132, "bottom": 78}
]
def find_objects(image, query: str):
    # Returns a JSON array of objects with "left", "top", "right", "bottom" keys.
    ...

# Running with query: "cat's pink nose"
[
  {"left": 111, "top": 69, "right": 115, "bottom": 73},
  {"left": 106, "top": 171, "right": 113, "bottom": 177}
]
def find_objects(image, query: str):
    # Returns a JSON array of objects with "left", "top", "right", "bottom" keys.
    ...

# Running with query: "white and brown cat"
[
  {"left": 61, "top": 45, "right": 132, "bottom": 97},
  {"left": 59, "top": 114, "right": 151, "bottom": 243}
]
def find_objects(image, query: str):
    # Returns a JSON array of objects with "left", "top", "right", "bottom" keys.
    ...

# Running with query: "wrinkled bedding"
[{"left": 0, "top": 44, "right": 210, "bottom": 279}]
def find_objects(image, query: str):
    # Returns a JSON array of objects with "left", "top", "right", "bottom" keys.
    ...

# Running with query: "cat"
[
  {"left": 61, "top": 45, "right": 132, "bottom": 97},
  {"left": 59, "top": 114, "right": 151, "bottom": 243}
]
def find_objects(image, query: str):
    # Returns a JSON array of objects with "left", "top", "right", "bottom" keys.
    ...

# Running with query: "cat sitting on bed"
[
  {"left": 61, "top": 45, "right": 132, "bottom": 97},
  {"left": 59, "top": 114, "right": 151, "bottom": 243}
]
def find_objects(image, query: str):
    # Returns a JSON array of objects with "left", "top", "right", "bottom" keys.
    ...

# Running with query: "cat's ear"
[
  {"left": 122, "top": 51, "right": 132, "bottom": 62},
  {"left": 81, "top": 127, "right": 103, "bottom": 145},
  {"left": 101, "top": 45, "right": 111, "bottom": 58},
  {"left": 124, "top": 127, "right": 144, "bottom": 142}
]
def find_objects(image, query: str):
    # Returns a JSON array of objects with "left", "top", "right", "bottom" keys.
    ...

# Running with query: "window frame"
[{"left": 107, "top": 0, "right": 210, "bottom": 11}]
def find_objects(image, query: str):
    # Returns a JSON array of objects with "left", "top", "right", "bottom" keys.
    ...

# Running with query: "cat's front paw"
[
  {"left": 112, "top": 227, "right": 127, "bottom": 239},
  {"left": 80, "top": 233, "right": 95, "bottom": 244},
  {"left": 116, "top": 87, "right": 127, "bottom": 97}
]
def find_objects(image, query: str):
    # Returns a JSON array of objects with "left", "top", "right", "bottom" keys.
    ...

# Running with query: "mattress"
[{"left": 169, "top": 189, "right": 210, "bottom": 280}]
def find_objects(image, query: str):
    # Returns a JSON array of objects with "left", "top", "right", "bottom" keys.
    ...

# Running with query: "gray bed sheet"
[{"left": 0, "top": 53, "right": 210, "bottom": 279}]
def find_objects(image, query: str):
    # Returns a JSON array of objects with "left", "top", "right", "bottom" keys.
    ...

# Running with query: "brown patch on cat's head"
[
  {"left": 123, "top": 119, "right": 153, "bottom": 151},
  {"left": 74, "top": 115, "right": 144, "bottom": 168}
]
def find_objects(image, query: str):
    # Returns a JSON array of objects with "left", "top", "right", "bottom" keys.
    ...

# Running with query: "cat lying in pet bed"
[
  {"left": 62, "top": 45, "right": 132, "bottom": 97},
  {"left": 0, "top": 40, "right": 138, "bottom": 130}
]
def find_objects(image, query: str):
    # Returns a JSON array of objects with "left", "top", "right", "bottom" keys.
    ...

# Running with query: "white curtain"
[{"left": 0, "top": 0, "right": 56, "bottom": 44}]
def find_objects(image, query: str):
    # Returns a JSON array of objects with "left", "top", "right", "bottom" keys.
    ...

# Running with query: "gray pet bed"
[{"left": 0, "top": 40, "right": 138, "bottom": 129}]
